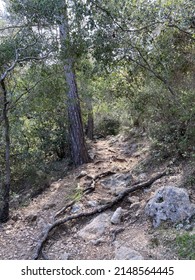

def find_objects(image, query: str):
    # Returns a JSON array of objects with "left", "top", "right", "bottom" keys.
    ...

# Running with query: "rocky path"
[{"left": 0, "top": 134, "right": 193, "bottom": 260}]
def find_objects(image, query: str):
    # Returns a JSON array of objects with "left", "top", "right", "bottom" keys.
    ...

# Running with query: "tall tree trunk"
[
  {"left": 59, "top": 4, "right": 90, "bottom": 166},
  {"left": 0, "top": 80, "right": 11, "bottom": 223}
]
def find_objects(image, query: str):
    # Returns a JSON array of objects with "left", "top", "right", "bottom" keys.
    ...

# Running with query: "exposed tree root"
[
  {"left": 32, "top": 170, "right": 167, "bottom": 260},
  {"left": 83, "top": 170, "right": 116, "bottom": 194},
  {"left": 54, "top": 200, "right": 76, "bottom": 219}
]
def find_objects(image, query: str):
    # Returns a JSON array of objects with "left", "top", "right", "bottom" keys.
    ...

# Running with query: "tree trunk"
[
  {"left": 0, "top": 80, "right": 11, "bottom": 223},
  {"left": 59, "top": 5, "right": 90, "bottom": 166}
]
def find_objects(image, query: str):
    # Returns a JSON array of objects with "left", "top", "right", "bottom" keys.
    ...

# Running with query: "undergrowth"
[{"left": 176, "top": 233, "right": 195, "bottom": 260}]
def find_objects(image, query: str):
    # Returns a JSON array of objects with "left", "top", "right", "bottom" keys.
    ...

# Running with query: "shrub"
[{"left": 95, "top": 117, "right": 120, "bottom": 137}]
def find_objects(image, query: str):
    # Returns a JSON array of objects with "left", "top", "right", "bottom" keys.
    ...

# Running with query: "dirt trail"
[{"left": 0, "top": 134, "right": 184, "bottom": 260}]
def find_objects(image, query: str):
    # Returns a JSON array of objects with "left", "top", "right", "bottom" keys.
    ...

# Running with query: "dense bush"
[{"left": 95, "top": 117, "right": 120, "bottom": 137}]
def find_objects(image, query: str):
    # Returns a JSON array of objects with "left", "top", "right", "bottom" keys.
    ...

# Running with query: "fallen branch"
[{"left": 32, "top": 170, "right": 167, "bottom": 260}]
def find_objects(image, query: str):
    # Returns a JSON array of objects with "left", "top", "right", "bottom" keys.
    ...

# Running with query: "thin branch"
[
  {"left": 0, "top": 49, "right": 19, "bottom": 82},
  {"left": 0, "top": 24, "right": 28, "bottom": 32},
  {"left": 168, "top": 24, "right": 195, "bottom": 41},
  {"left": 126, "top": 54, "right": 176, "bottom": 97}
]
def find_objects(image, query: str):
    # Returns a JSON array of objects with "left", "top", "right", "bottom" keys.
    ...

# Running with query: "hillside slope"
[{"left": 0, "top": 132, "right": 194, "bottom": 260}]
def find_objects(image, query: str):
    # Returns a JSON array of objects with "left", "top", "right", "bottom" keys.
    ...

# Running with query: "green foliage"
[
  {"left": 95, "top": 117, "right": 120, "bottom": 137},
  {"left": 0, "top": 38, "right": 16, "bottom": 71},
  {"left": 2, "top": 64, "right": 71, "bottom": 196},
  {"left": 176, "top": 233, "right": 195, "bottom": 260},
  {"left": 1, "top": 0, "right": 195, "bottom": 206}
]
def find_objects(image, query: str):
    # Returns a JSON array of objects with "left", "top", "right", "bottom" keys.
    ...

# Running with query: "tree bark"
[
  {"left": 59, "top": 4, "right": 90, "bottom": 166},
  {"left": 0, "top": 80, "right": 11, "bottom": 223}
]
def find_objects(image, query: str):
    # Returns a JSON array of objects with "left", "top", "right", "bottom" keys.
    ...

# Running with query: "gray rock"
[
  {"left": 145, "top": 186, "right": 195, "bottom": 227},
  {"left": 76, "top": 171, "right": 87, "bottom": 179},
  {"left": 176, "top": 223, "right": 184, "bottom": 230},
  {"left": 130, "top": 202, "right": 141, "bottom": 211},
  {"left": 42, "top": 203, "right": 56, "bottom": 210},
  {"left": 87, "top": 200, "right": 98, "bottom": 207},
  {"left": 138, "top": 173, "right": 147, "bottom": 181},
  {"left": 115, "top": 245, "right": 143, "bottom": 260},
  {"left": 90, "top": 238, "right": 105, "bottom": 245},
  {"left": 111, "top": 207, "right": 123, "bottom": 224},
  {"left": 78, "top": 213, "right": 111, "bottom": 241},
  {"left": 128, "top": 196, "right": 140, "bottom": 204},
  {"left": 184, "top": 224, "right": 193, "bottom": 231},
  {"left": 100, "top": 173, "right": 133, "bottom": 195},
  {"left": 71, "top": 204, "right": 82, "bottom": 214},
  {"left": 61, "top": 252, "right": 70, "bottom": 260}
]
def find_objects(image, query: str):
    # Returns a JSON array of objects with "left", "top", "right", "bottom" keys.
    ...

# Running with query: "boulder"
[
  {"left": 145, "top": 186, "right": 195, "bottom": 227},
  {"left": 78, "top": 213, "right": 111, "bottom": 241}
]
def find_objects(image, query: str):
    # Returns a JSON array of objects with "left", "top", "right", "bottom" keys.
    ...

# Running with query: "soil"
[{"left": 0, "top": 131, "right": 194, "bottom": 260}]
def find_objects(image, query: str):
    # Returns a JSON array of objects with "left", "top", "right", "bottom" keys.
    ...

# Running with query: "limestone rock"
[
  {"left": 71, "top": 204, "right": 82, "bottom": 214},
  {"left": 76, "top": 171, "right": 87, "bottom": 179},
  {"left": 145, "top": 186, "right": 195, "bottom": 227},
  {"left": 100, "top": 173, "right": 133, "bottom": 195},
  {"left": 130, "top": 202, "right": 141, "bottom": 211},
  {"left": 87, "top": 200, "right": 98, "bottom": 207},
  {"left": 78, "top": 213, "right": 111, "bottom": 241},
  {"left": 115, "top": 244, "right": 143, "bottom": 260},
  {"left": 61, "top": 252, "right": 70, "bottom": 260},
  {"left": 111, "top": 207, "right": 123, "bottom": 224},
  {"left": 90, "top": 238, "right": 105, "bottom": 246},
  {"left": 138, "top": 173, "right": 147, "bottom": 181},
  {"left": 128, "top": 195, "right": 140, "bottom": 204}
]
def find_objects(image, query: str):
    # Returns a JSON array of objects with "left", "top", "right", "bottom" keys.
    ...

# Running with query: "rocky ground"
[{"left": 0, "top": 131, "right": 195, "bottom": 260}]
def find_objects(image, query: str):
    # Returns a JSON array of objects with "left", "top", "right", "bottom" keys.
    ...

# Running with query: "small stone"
[
  {"left": 111, "top": 207, "right": 123, "bottom": 224},
  {"left": 184, "top": 224, "right": 193, "bottom": 231},
  {"left": 138, "top": 173, "right": 147, "bottom": 181},
  {"left": 71, "top": 204, "right": 82, "bottom": 213},
  {"left": 76, "top": 171, "right": 87, "bottom": 179},
  {"left": 42, "top": 203, "right": 56, "bottom": 210},
  {"left": 176, "top": 223, "right": 184, "bottom": 230},
  {"left": 90, "top": 238, "right": 104, "bottom": 245},
  {"left": 130, "top": 202, "right": 141, "bottom": 211},
  {"left": 88, "top": 152, "right": 96, "bottom": 160},
  {"left": 87, "top": 201, "right": 98, "bottom": 207},
  {"left": 128, "top": 196, "right": 140, "bottom": 204},
  {"left": 11, "top": 214, "right": 21, "bottom": 222},
  {"left": 25, "top": 214, "right": 37, "bottom": 223}
]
